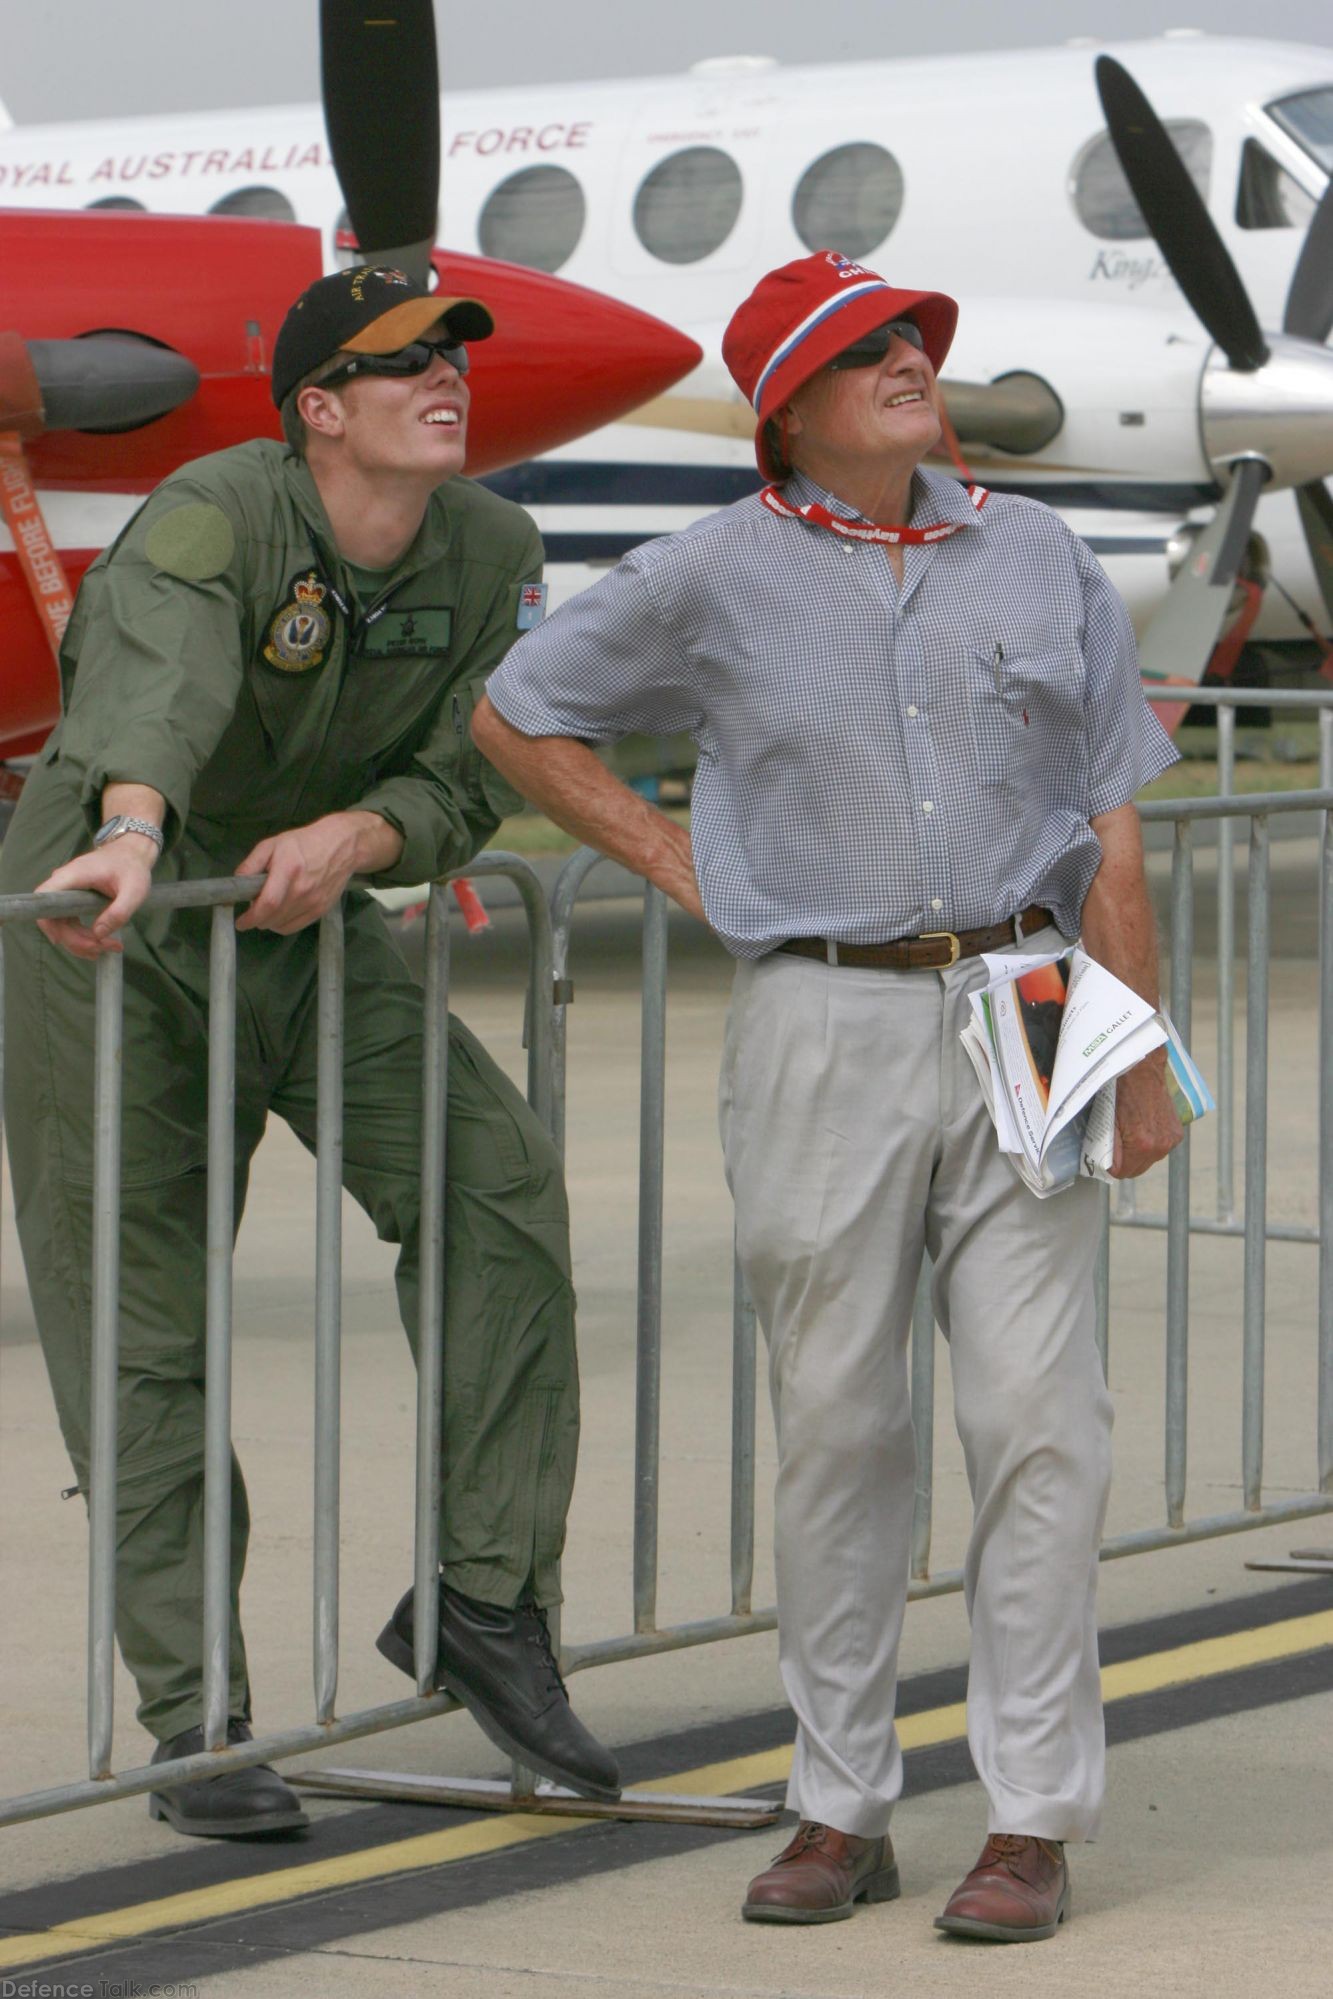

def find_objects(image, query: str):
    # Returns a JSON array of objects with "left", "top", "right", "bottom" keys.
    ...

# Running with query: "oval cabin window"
[
  {"left": 792, "top": 143, "right": 905, "bottom": 258},
  {"left": 633, "top": 146, "right": 743, "bottom": 264},
  {"left": 478, "top": 165, "right": 586, "bottom": 272},
  {"left": 1070, "top": 121, "right": 1213, "bottom": 239},
  {"left": 209, "top": 186, "right": 297, "bottom": 223}
]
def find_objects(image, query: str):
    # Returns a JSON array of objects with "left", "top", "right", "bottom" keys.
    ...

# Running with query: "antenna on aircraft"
[
  {"left": 319, "top": 0, "right": 441, "bottom": 285},
  {"left": 1095, "top": 53, "right": 1333, "bottom": 675}
]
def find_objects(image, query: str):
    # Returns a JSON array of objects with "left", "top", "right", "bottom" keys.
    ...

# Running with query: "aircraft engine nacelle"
[{"left": 1, "top": 207, "right": 321, "bottom": 491}]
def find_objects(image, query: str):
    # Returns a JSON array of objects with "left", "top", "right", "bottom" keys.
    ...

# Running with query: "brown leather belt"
[{"left": 776, "top": 906, "right": 1055, "bottom": 972}]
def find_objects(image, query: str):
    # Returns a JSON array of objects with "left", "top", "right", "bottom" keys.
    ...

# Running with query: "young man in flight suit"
[{"left": 1, "top": 266, "right": 619, "bottom": 1835}]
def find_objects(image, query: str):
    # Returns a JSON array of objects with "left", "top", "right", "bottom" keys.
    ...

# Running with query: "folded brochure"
[{"left": 959, "top": 943, "right": 1214, "bottom": 1197}]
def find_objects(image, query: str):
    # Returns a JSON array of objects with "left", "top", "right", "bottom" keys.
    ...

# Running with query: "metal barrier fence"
[{"left": 1, "top": 686, "right": 1331, "bottom": 1829}]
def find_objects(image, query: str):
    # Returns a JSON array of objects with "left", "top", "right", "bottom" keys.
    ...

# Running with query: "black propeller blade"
[
  {"left": 1137, "top": 458, "right": 1269, "bottom": 685},
  {"left": 1094, "top": 55, "right": 1269, "bottom": 373},
  {"left": 1284, "top": 177, "right": 1333, "bottom": 347},
  {"left": 1295, "top": 479, "right": 1333, "bottom": 626},
  {"left": 320, "top": 1, "right": 441, "bottom": 282}
]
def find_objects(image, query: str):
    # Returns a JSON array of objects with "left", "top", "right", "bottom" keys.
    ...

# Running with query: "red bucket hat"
[{"left": 723, "top": 250, "right": 958, "bottom": 478}]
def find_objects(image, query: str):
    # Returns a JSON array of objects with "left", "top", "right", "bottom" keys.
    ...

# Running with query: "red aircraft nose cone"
[{"left": 430, "top": 248, "right": 703, "bottom": 475}]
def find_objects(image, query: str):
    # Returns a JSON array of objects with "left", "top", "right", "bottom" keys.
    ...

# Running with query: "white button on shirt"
[{"left": 486, "top": 465, "right": 1178, "bottom": 960}]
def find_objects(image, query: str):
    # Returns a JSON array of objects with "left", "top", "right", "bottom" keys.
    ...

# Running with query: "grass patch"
[
  {"left": 1140, "top": 758, "right": 1324, "bottom": 800},
  {"left": 487, "top": 806, "right": 690, "bottom": 858},
  {"left": 1142, "top": 721, "right": 1327, "bottom": 799}
]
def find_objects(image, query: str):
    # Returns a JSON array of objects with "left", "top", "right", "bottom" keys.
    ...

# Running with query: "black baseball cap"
[{"left": 271, "top": 265, "right": 495, "bottom": 408}]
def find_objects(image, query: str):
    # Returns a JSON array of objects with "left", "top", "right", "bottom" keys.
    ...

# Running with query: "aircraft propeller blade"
[
  {"left": 1283, "top": 178, "right": 1333, "bottom": 347},
  {"left": 1094, "top": 55, "right": 1269, "bottom": 373},
  {"left": 1295, "top": 479, "right": 1333, "bottom": 626},
  {"left": 1138, "top": 458, "right": 1268, "bottom": 685},
  {"left": 320, "top": 0, "right": 440, "bottom": 283}
]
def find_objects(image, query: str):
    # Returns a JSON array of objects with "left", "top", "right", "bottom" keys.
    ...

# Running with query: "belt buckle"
[{"left": 919, "top": 930, "right": 961, "bottom": 967}]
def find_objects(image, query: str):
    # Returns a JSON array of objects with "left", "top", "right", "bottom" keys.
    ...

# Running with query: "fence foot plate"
[
  {"left": 1244, "top": 1545, "right": 1333, "bottom": 1575},
  {"left": 291, "top": 1767, "right": 781, "bottom": 1829}
]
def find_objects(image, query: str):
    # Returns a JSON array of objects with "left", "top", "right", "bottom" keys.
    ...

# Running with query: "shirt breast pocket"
[{"left": 967, "top": 644, "right": 1087, "bottom": 797}]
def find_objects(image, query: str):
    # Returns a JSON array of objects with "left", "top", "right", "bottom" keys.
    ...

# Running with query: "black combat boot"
[
  {"left": 377, "top": 1582, "right": 621, "bottom": 1800},
  {"left": 148, "top": 1719, "right": 309, "bottom": 1837}
]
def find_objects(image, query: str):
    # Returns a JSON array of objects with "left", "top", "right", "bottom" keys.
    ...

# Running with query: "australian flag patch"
[{"left": 516, "top": 581, "right": 548, "bottom": 630}]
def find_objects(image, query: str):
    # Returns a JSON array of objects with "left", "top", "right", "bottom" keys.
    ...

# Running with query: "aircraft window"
[
  {"left": 1236, "top": 138, "right": 1316, "bottom": 230},
  {"left": 1070, "top": 120, "right": 1212, "bottom": 239},
  {"left": 86, "top": 197, "right": 146, "bottom": 211},
  {"left": 478, "top": 166, "right": 585, "bottom": 273},
  {"left": 1267, "top": 87, "right": 1333, "bottom": 174},
  {"left": 209, "top": 186, "right": 297, "bottom": 224},
  {"left": 633, "top": 146, "right": 743, "bottom": 264},
  {"left": 792, "top": 143, "right": 904, "bottom": 258}
]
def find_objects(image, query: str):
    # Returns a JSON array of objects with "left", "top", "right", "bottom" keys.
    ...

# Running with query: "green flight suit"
[{"left": 0, "top": 441, "right": 578, "bottom": 1742}]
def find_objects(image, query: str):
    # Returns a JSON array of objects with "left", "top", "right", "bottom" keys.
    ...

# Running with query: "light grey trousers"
[{"left": 719, "top": 932, "right": 1112, "bottom": 1842}]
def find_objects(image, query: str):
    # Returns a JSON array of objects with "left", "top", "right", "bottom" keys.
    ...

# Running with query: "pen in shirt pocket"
[{"left": 992, "top": 641, "right": 1004, "bottom": 693}]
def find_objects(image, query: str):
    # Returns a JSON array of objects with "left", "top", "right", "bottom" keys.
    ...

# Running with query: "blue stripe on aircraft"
[
  {"left": 480, "top": 461, "right": 1218, "bottom": 516},
  {"left": 539, "top": 530, "right": 1173, "bottom": 564}
]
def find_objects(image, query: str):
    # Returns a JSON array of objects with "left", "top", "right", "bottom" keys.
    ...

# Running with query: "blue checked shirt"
[{"left": 486, "top": 465, "right": 1178, "bottom": 959}]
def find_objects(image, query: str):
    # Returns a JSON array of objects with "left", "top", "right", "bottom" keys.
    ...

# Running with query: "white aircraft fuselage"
[{"left": 2, "top": 32, "right": 1332, "bottom": 643}]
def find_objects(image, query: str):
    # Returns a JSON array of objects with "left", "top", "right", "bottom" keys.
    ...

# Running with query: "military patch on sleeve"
[
  {"left": 143, "top": 502, "right": 236, "bottom": 582},
  {"left": 263, "top": 570, "right": 334, "bottom": 672},
  {"left": 357, "top": 607, "right": 453, "bottom": 659},
  {"left": 516, "top": 581, "right": 548, "bottom": 629}
]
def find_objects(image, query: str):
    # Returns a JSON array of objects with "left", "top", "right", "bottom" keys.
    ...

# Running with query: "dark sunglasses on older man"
[
  {"left": 317, "top": 336, "right": 469, "bottom": 390},
  {"left": 827, "top": 318, "right": 925, "bottom": 371}
]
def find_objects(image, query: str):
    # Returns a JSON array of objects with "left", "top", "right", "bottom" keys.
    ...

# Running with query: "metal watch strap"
[{"left": 93, "top": 814, "right": 164, "bottom": 855}]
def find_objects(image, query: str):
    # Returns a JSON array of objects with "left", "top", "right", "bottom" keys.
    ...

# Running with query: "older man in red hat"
[{"left": 473, "top": 250, "right": 1181, "bottom": 1940}]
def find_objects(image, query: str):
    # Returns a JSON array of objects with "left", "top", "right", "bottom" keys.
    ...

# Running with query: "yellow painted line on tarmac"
[
  {"left": 2, "top": 1605, "right": 1330, "bottom": 1972},
  {"left": 0, "top": 1810, "right": 581, "bottom": 1969},
  {"left": 648, "top": 1607, "right": 1333, "bottom": 1802}
]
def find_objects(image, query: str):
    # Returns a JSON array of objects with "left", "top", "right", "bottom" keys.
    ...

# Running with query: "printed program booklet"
[{"left": 960, "top": 943, "right": 1214, "bottom": 1198}]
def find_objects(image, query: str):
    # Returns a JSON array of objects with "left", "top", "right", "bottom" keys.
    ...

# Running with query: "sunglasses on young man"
[
  {"left": 826, "top": 318, "right": 925, "bottom": 372},
  {"left": 316, "top": 336, "right": 470, "bottom": 390}
]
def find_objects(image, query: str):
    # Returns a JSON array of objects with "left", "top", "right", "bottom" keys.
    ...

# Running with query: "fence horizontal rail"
[{"left": 1142, "top": 686, "right": 1333, "bottom": 710}]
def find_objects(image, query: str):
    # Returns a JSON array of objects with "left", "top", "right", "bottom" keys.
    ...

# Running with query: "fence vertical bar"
[
  {"left": 1241, "top": 815, "right": 1272, "bottom": 1509},
  {"left": 313, "top": 905, "right": 345, "bottom": 1724},
  {"left": 633, "top": 885, "right": 668, "bottom": 1633},
  {"left": 548, "top": 846, "right": 608, "bottom": 1165},
  {"left": 0, "top": 930, "right": 5, "bottom": 1328},
  {"left": 1320, "top": 797, "right": 1333, "bottom": 1493},
  {"left": 1094, "top": 1180, "right": 1111, "bottom": 1382},
  {"left": 1164, "top": 820, "right": 1193, "bottom": 1531},
  {"left": 413, "top": 884, "right": 450, "bottom": 1691},
  {"left": 1216, "top": 702, "right": 1236, "bottom": 1220},
  {"left": 202, "top": 906, "right": 238, "bottom": 1751},
  {"left": 729, "top": 1245, "right": 757, "bottom": 1618},
  {"left": 910, "top": 1258, "right": 935, "bottom": 1581},
  {"left": 87, "top": 949, "right": 124, "bottom": 1780}
]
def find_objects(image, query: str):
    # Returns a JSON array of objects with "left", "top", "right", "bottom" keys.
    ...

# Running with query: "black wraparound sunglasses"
[
  {"left": 827, "top": 318, "right": 925, "bottom": 371},
  {"left": 317, "top": 336, "right": 469, "bottom": 390}
]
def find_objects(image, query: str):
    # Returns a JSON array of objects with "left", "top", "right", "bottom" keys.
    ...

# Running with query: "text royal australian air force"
[{"left": 0, "top": 120, "right": 594, "bottom": 196}]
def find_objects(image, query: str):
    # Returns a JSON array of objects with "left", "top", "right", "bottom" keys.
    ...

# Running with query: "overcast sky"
[{"left": 2, "top": 0, "right": 1329, "bottom": 126}]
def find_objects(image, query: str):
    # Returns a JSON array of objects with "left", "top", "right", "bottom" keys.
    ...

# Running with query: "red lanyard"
[{"left": 759, "top": 482, "right": 989, "bottom": 546}]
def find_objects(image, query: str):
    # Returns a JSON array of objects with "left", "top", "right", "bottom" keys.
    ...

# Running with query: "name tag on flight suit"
[{"left": 358, "top": 608, "right": 453, "bottom": 659}]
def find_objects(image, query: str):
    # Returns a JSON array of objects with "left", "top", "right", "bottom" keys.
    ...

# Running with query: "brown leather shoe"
[
  {"left": 934, "top": 1833, "right": 1069, "bottom": 1941},
  {"left": 742, "top": 1820, "right": 900, "bottom": 1924}
]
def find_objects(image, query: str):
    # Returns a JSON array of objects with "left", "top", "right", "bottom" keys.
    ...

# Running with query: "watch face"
[{"left": 93, "top": 817, "right": 124, "bottom": 846}]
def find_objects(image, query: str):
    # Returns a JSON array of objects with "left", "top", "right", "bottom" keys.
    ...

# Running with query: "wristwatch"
[{"left": 93, "top": 814, "right": 164, "bottom": 856}]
